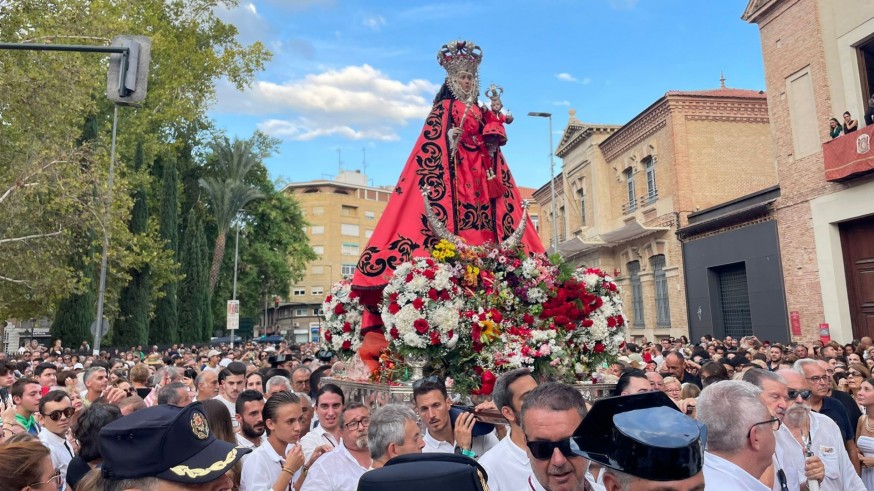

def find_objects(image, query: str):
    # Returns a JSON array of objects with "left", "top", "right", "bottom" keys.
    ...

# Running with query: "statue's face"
[{"left": 455, "top": 72, "right": 473, "bottom": 93}]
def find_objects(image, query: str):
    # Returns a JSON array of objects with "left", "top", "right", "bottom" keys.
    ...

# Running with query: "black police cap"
[
  {"left": 570, "top": 391, "right": 705, "bottom": 482},
  {"left": 358, "top": 453, "right": 488, "bottom": 491},
  {"left": 99, "top": 402, "right": 251, "bottom": 484}
]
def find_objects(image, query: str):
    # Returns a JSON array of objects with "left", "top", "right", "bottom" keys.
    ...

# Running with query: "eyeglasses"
[
  {"left": 806, "top": 375, "right": 830, "bottom": 384},
  {"left": 526, "top": 438, "right": 576, "bottom": 460},
  {"left": 27, "top": 469, "right": 62, "bottom": 490},
  {"left": 824, "top": 368, "right": 835, "bottom": 375},
  {"left": 344, "top": 417, "right": 371, "bottom": 430},
  {"left": 42, "top": 407, "right": 75, "bottom": 421},
  {"left": 848, "top": 371, "right": 863, "bottom": 378},
  {"left": 747, "top": 417, "right": 781, "bottom": 438},
  {"left": 787, "top": 389, "right": 812, "bottom": 400},
  {"left": 412, "top": 375, "right": 442, "bottom": 390}
]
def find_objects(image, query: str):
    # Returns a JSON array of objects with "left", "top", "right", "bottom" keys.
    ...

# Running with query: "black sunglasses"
[
  {"left": 526, "top": 438, "right": 577, "bottom": 460},
  {"left": 787, "top": 389, "right": 812, "bottom": 400},
  {"left": 43, "top": 407, "right": 75, "bottom": 421},
  {"left": 412, "top": 375, "right": 442, "bottom": 390}
]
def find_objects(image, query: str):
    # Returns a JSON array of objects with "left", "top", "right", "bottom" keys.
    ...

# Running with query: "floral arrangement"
[
  {"left": 321, "top": 278, "right": 365, "bottom": 356},
  {"left": 376, "top": 237, "right": 627, "bottom": 394},
  {"left": 380, "top": 256, "right": 465, "bottom": 357}
]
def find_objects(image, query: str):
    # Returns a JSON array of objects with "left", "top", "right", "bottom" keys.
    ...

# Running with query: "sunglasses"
[
  {"left": 787, "top": 389, "right": 812, "bottom": 400},
  {"left": 43, "top": 407, "right": 75, "bottom": 421},
  {"left": 412, "top": 375, "right": 442, "bottom": 390},
  {"left": 526, "top": 438, "right": 577, "bottom": 460}
]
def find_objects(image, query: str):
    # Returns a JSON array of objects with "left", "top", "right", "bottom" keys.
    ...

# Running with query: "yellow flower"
[{"left": 479, "top": 319, "right": 501, "bottom": 342}]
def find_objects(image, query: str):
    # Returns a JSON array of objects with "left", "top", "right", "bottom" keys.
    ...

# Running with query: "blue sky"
[{"left": 210, "top": 0, "right": 764, "bottom": 190}]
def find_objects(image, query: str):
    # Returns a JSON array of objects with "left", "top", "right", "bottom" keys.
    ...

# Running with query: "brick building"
[
  {"left": 743, "top": 0, "right": 874, "bottom": 343},
  {"left": 536, "top": 87, "right": 776, "bottom": 342},
  {"left": 281, "top": 171, "right": 391, "bottom": 342}
]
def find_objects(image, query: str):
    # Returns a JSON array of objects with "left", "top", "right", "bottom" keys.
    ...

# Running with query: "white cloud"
[
  {"left": 363, "top": 15, "right": 386, "bottom": 31},
  {"left": 556, "top": 73, "right": 578, "bottom": 82},
  {"left": 552, "top": 100, "right": 571, "bottom": 106},
  {"left": 244, "top": 2, "right": 258, "bottom": 16},
  {"left": 214, "top": 2, "right": 271, "bottom": 45},
  {"left": 215, "top": 64, "right": 440, "bottom": 141}
]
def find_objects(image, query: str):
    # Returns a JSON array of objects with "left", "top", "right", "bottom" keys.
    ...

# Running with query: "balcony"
[
  {"left": 823, "top": 125, "right": 874, "bottom": 182},
  {"left": 639, "top": 189, "right": 659, "bottom": 207},
  {"left": 622, "top": 201, "right": 637, "bottom": 215}
]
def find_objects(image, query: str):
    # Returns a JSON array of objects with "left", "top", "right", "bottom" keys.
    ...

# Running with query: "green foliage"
[
  {"left": 178, "top": 209, "right": 206, "bottom": 342},
  {"left": 50, "top": 246, "right": 95, "bottom": 348},
  {"left": 150, "top": 154, "right": 179, "bottom": 344},
  {"left": 114, "top": 142, "right": 151, "bottom": 347},
  {"left": 198, "top": 219, "right": 214, "bottom": 341}
]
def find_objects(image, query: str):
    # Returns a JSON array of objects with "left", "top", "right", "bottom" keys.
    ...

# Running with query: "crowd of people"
[{"left": 2, "top": 334, "right": 874, "bottom": 490}]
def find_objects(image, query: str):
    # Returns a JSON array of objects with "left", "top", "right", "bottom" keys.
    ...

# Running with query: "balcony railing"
[
  {"left": 823, "top": 125, "right": 874, "bottom": 181},
  {"left": 622, "top": 201, "right": 637, "bottom": 214},
  {"left": 639, "top": 189, "right": 659, "bottom": 207}
]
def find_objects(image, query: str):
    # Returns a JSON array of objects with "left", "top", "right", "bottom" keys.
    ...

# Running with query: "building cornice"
[{"left": 600, "top": 98, "right": 670, "bottom": 162}]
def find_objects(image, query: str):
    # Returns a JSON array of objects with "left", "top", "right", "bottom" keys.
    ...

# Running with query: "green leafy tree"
[
  {"left": 200, "top": 138, "right": 264, "bottom": 292},
  {"left": 198, "top": 218, "right": 214, "bottom": 341},
  {"left": 178, "top": 209, "right": 205, "bottom": 342},
  {"left": 150, "top": 154, "right": 178, "bottom": 344},
  {"left": 114, "top": 142, "right": 151, "bottom": 347}
]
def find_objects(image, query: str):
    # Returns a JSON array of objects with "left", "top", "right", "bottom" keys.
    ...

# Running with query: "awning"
[
  {"left": 599, "top": 220, "right": 671, "bottom": 245},
  {"left": 556, "top": 236, "right": 609, "bottom": 256},
  {"left": 677, "top": 199, "right": 776, "bottom": 239}
]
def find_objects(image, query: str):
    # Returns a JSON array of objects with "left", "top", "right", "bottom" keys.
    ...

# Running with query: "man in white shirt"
[
  {"left": 302, "top": 402, "right": 372, "bottom": 491},
  {"left": 195, "top": 369, "right": 219, "bottom": 402},
  {"left": 203, "top": 349, "right": 222, "bottom": 373},
  {"left": 235, "top": 389, "right": 267, "bottom": 454},
  {"left": 300, "top": 383, "right": 344, "bottom": 461},
  {"left": 214, "top": 361, "right": 246, "bottom": 429},
  {"left": 37, "top": 390, "right": 75, "bottom": 490},
  {"left": 774, "top": 369, "right": 865, "bottom": 491},
  {"left": 365, "top": 404, "right": 425, "bottom": 470},
  {"left": 697, "top": 380, "right": 774, "bottom": 490},
  {"left": 479, "top": 368, "right": 538, "bottom": 490},
  {"left": 413, "top": 377, "right": 498, "bottom": 459}
]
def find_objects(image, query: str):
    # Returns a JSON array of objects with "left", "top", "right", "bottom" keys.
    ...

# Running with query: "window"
[
  {"left": 341, "top": 224, "right": 359, "bottom": 236},
  {"left": 312, "top": 206, "right": 325, "bottom": 216},
  {"left": 311, "top": 286, "right": 324, "bottom": 296},
  {"left": 314, "top": 308, "right": 324, "bottom": 316},
  {"left": 310, "top": 225, "right": 324, "bottom": 235},
  {"left": 624, "top": 168, "right": 636, "bottom": 213},
  {"left": 341, "top": 243, "right": 359, "bottom": 256},
  {"left": 294, "top": 308, "right": 307, "bottom": 316},
  {"left": 578, "top": 188, "right": 586, "bottom": 226},
  {"left": 644, "top": 157, "right": 657, "bottom": 203},
  {"left": 651, "top": 255, "right": 670, "bottom": 327},
  {"left": 341, "top": 264, "right": 356, "bottom": 276},
  {"left": 341, "top": 205, "right": 357, "bottom": 217},
  {"left": 365, "top": 229, "right": 374, "bottom": 239},
  {"left": 365, "top": 211, "right": 376, "bottom": 219},
  {"left": 559, "top": 206, "right": 566, "bottom": 241},
  {"left": 311, "top": 265, "right": 324, "bottom": 275},
  {"left": 530, "top": 214, "right": 539, "bottom": 232},
  {"left": 292, "top": 288, "right": 305, "bottom": 296},
  {"left": 312, "top": 245, "right": 324, "bottom": 256},
  {"left": 717, "top": 263, "right": 753, "bottom": 339},
  {"left": 628, "top": 261, "right": 644, "bottom": 327}
]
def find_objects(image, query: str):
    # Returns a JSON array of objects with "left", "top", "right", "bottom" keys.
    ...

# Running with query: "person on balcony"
[
  {"left": 829, "top": 117, "right": 844, "bottom": 139},
  {"left": 843, "top": 111, "right": 859, "bottom": 134}
]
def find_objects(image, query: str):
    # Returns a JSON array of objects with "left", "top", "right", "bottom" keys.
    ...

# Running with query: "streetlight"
[{"left": 528, "top": 112, "right": 559, "bottom": 250}]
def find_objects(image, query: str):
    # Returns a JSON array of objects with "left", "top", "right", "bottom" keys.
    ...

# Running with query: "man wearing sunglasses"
[
  {"left": 520, "top": 383, "right": 595, "bottom": 491},
  {"left": 776, "top": 369, "right": 865, "bottom": 491},
  {"left": 37, "top": 389, "right": 75, "bottom": 490}
]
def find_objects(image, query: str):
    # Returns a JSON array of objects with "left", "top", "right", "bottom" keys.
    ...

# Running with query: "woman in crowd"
[
  {"left": 844, "top": 111, "right": 859, "bottom": 134},
  {"left": 66, "top": 403, "right": 122, "bottom": 490},
  {"left": 662, "top": 376, "right": 682, "bottom": 401},
  {"left": 0, "top": 440, "right": 61, "bottom": 491},
  {"left": 201, "top": 400, "right": 241, "bottom": 490},
  {"left": 246, "top": 372, "right": 265, "bottom": 395},
  {"left": 855, "top": 378, "right": 874, "bottom": 489},
  {"left": 847, "top": 364, "right": 872, "bottom": 398},
  {"left": 830, "top": 117, "right": 844, "bottom": 139}
]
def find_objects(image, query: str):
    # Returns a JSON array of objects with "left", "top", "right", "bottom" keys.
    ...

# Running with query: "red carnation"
[
  {"left": 342, "top": 340, "right": 352, "bottom": 351},
  {"left": 325, "top": 295, "right": 333, "bottom": 302},
  {"left": 440, "top": 290, "right": 451, "bottom": 301},
  {"left": 389, "top": 292, "right": 400, "bottom": 302},
  {"left": 388, "top": 303, "right": 401, "bottom": 314},
  {"left": 390, "top": 327, "right": 399, "bottom": 339},
  {"left": 490, "top": 310, "right": 503, "bottom": 324},
  {"left": 607, "top": 317, "right": 617, "bottom": 328},
  {"left": 616, "top": 315, "right": 625, "bottom": 325},
  {"left": 342, "top": 322, "right": 352, "bottom": 333},
  {"left": 429, "top": 330, "right": 440, "bottom": 345},
  {"left": 324, "top": 331, "right": 332, "bottom": 341},
  {"left": 333, "top": 304, "right": 346, "bottom": 315},
  {"left": 423, "top": 269, "right": 435, "bottom": 279},
  {"left": 523, "top": 313, "right": 534, "bottom": 325},
  {"left": 428, "top": 288, "right": 439, "bottom": 300},
  {"left": 413, "top": 298, "right": 425, "bottom": 310},
  {"left": 582, "top": 319, "right": 594, "bottom": 328},
  {"left": 414, "top": 319, "right": 429, "bottom": 334},
  {"left": 593, "top": 342, "right": 605, "bottom": 354},
  {"left": 406, "top": 273, "right": 414, "bottom": 282}
]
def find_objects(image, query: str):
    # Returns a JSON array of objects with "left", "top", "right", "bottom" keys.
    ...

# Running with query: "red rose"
[
  {"left": 582, "top": 319, "right": 594, "bottom": 328},
  {"left": 389, "top": 292, "right": 399, "bottom": 302},
  {"left": 342, "top": 340, "right": 352, "bottom": 350},
  {"left": 390, "top": 327, "right": 399, "bottom": 339},
  {"left": 324, "top": 331, "right": 332, "bottom": 341},
  {"left": 325, "top": 295, "right": 333, "bottom": 302},
  {"left": 333, "top": 304, "right": 346, "bottom": 315},
  {"left": 429, "top": 330, "right": 440, "bottom": 345},
  {"left": 490, "top": 310, "right": 503, "bottom": 324},
  {"left": 388, "top": 302, "right": 401, "bottom": 314},
  {"left": 423, "top": 269, "right": 436, "bottom": 279},
  {"left": 440, "top": 290, "right": 451, "bottom": 301},
  {"left": 342, "top": 322, "right": 352, "bottom": 333},
  {"left": 607, "top": 317, "right": 617, "bottom": 328},
  {"left": 616, "top": 315, "right": 625, "bottom": 326},
  {"left": 428, "top": 288, "right": 439, "bottom": 300},
  {"left": 593, "top": 342, "right": 605, "bottom": 353},
  {"left": 426, "top": 258, "right": 435, "bottom": 267},
  {"left": 414, "top": 319, "right": 429, "bottom": 334},
  {"left": 523, "top": 313, "right": 534, "bottom": 325},
  {"left": 406, "top": 273, "right": 414, "bottom": 282},
  {"left": 413, "top": 298, "right": 425, "bottom": 310}
]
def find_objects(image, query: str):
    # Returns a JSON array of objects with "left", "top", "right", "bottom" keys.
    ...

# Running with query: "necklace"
[{"left": 865, "top": 415, "right": 874, "bottom": 433}]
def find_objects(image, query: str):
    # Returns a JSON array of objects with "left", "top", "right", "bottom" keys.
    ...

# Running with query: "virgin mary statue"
[{"left": 352, "top": 40, "right": 545, "bottom": 329}]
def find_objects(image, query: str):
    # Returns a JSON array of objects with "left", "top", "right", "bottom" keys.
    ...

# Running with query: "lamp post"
[{"left": 528, "top": 112, "right": 558, "bottom": 250}]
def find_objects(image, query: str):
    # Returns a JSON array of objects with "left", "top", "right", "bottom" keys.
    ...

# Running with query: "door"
[{"left": 841, "top": 215, "right": 874, "bottom": 339}]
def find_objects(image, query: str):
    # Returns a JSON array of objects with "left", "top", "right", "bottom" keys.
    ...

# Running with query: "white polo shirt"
[
  {"left": 301, "top": 439, "right": 369, "bottom": 491},
  {"left": 239, "top": 441, "right": 300, "bottom": 491},
  {"left": 422, "top": 428, "right": 499, "bottom": 458},
  {"left": 299, "top": 424, "right": 339, "bottom": 462},
  {"left": 479, "top": 430, "right": 530, "bottom": 491},
  {"left": 703, "top": 452, "right": 770, "bottom": 491}
]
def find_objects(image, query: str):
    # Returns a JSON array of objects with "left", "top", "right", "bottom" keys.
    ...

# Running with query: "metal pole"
[
  {"left": 548, "top": 115, "right": 558, "bottom": 250},
  {"left": 230, "top": 224, "right": 240, "bottom": 350},
  {"left": 93, "top": 105, "right": 119, "bottom": 356}
]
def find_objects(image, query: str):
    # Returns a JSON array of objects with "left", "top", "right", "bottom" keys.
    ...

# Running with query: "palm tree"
[{"left": 200, "top": 137, "right": 264, "bottom": 292}]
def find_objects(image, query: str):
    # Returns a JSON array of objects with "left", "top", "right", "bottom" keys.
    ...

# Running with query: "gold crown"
[
  {"left": 437, "top": 40, "right": 483, "bottom": 77},
  {"left": 485, "top": 83, "right": 503, "bottom": 102}
]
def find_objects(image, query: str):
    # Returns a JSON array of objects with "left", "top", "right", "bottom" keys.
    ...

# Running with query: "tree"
[
  {"left": 198, "top": 219, "right": 214, "bottom": 341},
  {"left": 114, "top": 141, "right": 151, "bottom": 347},
  {"left": 150, "top": 154, "right": 178, "bottom": 344},
  {"left": 200, "top": 138, "right": 264, "bottom": 292},
  {"left": 178, "top": 209, "right": 205, "bottom": 343}
]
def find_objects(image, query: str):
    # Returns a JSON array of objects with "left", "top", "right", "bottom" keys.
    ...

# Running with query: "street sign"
[
  {"left": 227, "top": 300, "right": 240, "bottom": 331},
  {"left": 106, "top": 35, "right": 151, "bottom": 106},
  {"left": 90, "top": 318, "right": 110, "bottom": 339}
]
